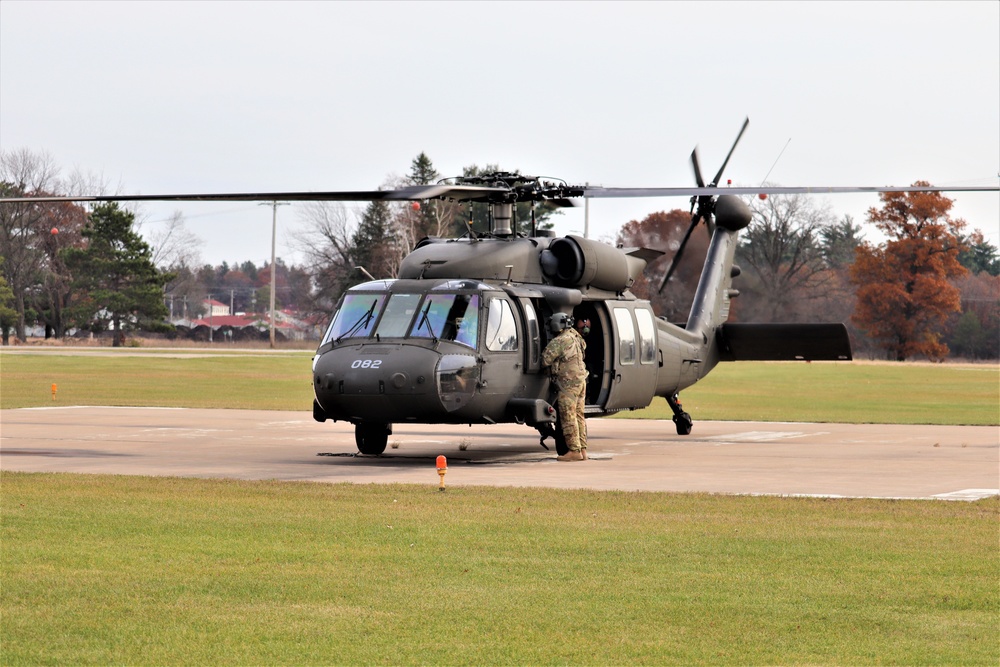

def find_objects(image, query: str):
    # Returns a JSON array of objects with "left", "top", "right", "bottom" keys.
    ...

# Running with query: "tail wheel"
[
  {"left": 673, "top": 412, "right": 693, "bottom": 436},
  {"left": 355, "top": 423, "right": 390, "bottom": 456}
]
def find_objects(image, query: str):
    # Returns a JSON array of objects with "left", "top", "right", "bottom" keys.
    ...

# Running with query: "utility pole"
[{"left": 260, "top": 201, "right": 289, "bottom": 348}]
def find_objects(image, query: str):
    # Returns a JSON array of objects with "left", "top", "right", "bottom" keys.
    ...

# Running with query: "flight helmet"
[{"left": 548, "top": 312, "right": 572, "bottom": 334}]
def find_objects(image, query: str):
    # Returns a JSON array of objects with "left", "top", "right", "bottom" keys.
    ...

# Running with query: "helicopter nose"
[{"left": 313, "top": 346, "right": 475, "bottom": 422}]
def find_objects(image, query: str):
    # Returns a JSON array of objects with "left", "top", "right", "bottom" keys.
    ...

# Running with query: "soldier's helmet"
[{"left": 548, "top": 312, "right": 572, "bottom": 334}]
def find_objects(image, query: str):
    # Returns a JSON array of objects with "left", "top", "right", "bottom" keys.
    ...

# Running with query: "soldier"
[{"left": 542, "top": 312, "right": 588, "bottom": 462}]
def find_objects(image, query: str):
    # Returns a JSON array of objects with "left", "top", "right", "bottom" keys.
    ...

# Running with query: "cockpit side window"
[
  {"left": 324, "top": 294, "right": 385, "bottom": 343},
  {"left": 485, "top": 299, "right": 518, "bottom": 351},
  {"left": 450, "top": 295, "right": 480, "bottom": 348},
  {"left": 519, "top": 298, "right": 541, "bottom": 371}
]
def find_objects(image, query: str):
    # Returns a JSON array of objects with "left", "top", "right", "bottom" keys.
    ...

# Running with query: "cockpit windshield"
[
  {"left": 323, "top": 290, "right": 481, "bottom": 348},
  {"left": 323, "top": 294, "right": 384, "bottom": 343}
]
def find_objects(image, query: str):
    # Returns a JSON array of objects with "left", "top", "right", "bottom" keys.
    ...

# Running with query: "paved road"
[{"left": 1, "top": 406, "right": 997, "bottom": 500}]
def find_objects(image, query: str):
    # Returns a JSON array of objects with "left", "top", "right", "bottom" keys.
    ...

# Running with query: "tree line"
[
  {"left": 2, "top": 148, "right": 998, "bottom": 359},
  {"left": 618, "top": 187, "right": 999, "bottom": 360}
]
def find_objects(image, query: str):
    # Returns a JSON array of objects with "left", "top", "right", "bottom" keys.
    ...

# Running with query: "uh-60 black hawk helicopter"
[{"left": 6, "top": 119, "right": 996, "bottom": 456}]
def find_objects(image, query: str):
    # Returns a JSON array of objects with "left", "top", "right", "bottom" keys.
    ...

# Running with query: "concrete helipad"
[{"left": 1, "top": 406, "right": 997, "bottom": 500}]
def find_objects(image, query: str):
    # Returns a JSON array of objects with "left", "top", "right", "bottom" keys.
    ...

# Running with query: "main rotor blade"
[
  {"left": 0, "top": 184, "right": 508, "bottom": 205},
  {"left": 583, "top": 184, "right": 1000, "bottom": 199},
  {"left": 4, "top": 183, "right": 996, "bottom": 205},
  {"left": 546, "top": 198, "right": 577, "bottom": 208},
  {"left": 710, "top": 116, "right": 750, "bottom": 186}
]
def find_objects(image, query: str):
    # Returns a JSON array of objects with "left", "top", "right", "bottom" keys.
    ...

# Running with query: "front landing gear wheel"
[
  {"left": 355, "top": 423, "right": 391, "bottom": 456},
  {"left": 673, "top": 412, "right": 693, "bottom": 436},
  {"left": 553, "top": 425, "right": 570, "bottom": 457}
]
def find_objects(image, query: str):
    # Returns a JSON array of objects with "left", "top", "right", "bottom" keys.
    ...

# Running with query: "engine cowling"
[{"left": 540, "top": 235, "right": 650, "bottom": 292}]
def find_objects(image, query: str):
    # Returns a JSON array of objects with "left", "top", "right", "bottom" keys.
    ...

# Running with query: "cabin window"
[
  {"left": 324, "top": 294, "right": 385, "bottom": 343},
  {"left": 635, "top": 309, "right": 657, "bottom": 365},
  {"left": 613, "top": 307, "right": 636, "bottom": 364},
  {"left": 374, "top": 293, "right": 421, "bottom": 338},
  {"left": 485, "top": 299, "right": 518, "bottom": 351}
]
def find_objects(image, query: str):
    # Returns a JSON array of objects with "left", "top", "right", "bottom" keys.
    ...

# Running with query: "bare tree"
[
  {"left": 617, "top": 209, "right": 709, "bottom": 323},
  {"left": 736, "top": 192, "right": 836, "bottom": 321},
  {"left": 63, "top": 166, "right": 120, "bottom": 200},
  {"left": 141, "top": 210, "right": 203, "bottom": 269},
  {"left": 291, "top": 201, "right": 357, "bottom": 315},
  {"left": 381, "top": 173, "right": 462, "bottom": 265},
  {"left": 0, "top": 149, "right": 61, "bottom": 341}
]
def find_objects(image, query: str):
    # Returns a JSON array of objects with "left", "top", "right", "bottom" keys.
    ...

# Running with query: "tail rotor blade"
[
  {"left": 691, "top": 147, "right": 705, "bottom": 188},
  {"left": 658, "top": 214, "right": 700, "bottom": 293},
  {"left": 662, "top": 118, "right": 750, "bottom": 293}
]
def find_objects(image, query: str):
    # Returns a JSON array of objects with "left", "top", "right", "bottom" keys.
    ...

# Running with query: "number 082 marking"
[{"left": 351, "top": 359, "right": 382, "bottom": 369}]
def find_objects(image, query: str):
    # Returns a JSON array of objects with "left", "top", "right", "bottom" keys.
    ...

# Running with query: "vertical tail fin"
[{"left": 683, "top": 195, "right": 751, "bottom": 375}]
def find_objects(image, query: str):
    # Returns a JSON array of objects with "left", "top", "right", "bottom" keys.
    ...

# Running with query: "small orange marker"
[
  {"left": 51, "top": 383, "right": 57, "bottom": 401},
  {"left": 436, "top": 455, "right": 447, "bottom": 491}
]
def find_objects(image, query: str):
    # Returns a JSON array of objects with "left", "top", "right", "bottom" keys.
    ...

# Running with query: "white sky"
[{"left": 2, "top": 1, "right": 997, "bottom": 268}]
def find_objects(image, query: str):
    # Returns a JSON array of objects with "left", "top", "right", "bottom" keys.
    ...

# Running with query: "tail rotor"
[{"left": 658, "top": 117, "right": 750, "bottom": 294}]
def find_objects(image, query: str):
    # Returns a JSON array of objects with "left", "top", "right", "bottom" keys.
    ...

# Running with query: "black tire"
[
  {"left": 553, "top": 418, "right": 569, "bottom": 456},
  {"left": 673, "top": 412, "right": 693, "bottom": 436},
  {"left": 355, "top": 423, "right": 390, "bottom": 455}
]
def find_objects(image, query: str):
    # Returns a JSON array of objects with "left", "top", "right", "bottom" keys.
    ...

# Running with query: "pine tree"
[
  {"left": 352, "top": 200, "right": 394, "bottom": 281},
  {"left": 957, "top": 230, "right": 1000, "bottom": 276},
  {"left": 407, "top": 152, "right": 444, "bottom": 239},
  {"left": 64, "top": 202, "right": 173, "bottom": 344},
  {"left": 409, "top": 152, "right": 438, "bottom": 186}
]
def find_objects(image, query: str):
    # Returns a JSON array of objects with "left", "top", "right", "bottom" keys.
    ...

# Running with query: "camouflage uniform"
[{"left": 542, "top": 327, "right": 588, "bottom": 453}]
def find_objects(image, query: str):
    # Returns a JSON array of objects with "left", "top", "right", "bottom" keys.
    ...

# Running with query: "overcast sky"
[{"left": 2, "top": 1, "right": 997, "bottom": 268}]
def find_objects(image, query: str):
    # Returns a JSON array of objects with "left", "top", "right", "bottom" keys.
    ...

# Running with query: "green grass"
[
  {"left": 2, "top": 351, "right": 997, "bottom": 425},
  {"left": 2, "top": 472, "right": 997, "bottom": 666},
  {"left": 0, "top": 352, "right": 314, "bottom": 411},
  {"left": 623, "top": 361, "right": 999, "bottom": 426}
]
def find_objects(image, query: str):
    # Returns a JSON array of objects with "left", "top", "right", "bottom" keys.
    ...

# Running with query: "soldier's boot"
[
  {"left": 557, "top": 449, "right": 584, "bottom": 462},
  {"left": 580, "top": 448, "right": 588, "bottom": 460}
]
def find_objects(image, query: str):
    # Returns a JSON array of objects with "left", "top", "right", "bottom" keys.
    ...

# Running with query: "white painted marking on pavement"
[
  {"left": 706, "top": 431, "right": 827, "bottom": 443},
  {"left": 932, "top": 489, "right": 1000, "bottom": 501}
]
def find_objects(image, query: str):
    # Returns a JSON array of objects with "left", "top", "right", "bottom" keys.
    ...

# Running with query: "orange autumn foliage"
[{"left": 850, "top": 183, "right": 968, "bottom": 361}]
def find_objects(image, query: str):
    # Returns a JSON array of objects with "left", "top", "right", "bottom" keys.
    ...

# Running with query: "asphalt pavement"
[{"left": 2, "top": 406, "right": 997, "bottom": 500}]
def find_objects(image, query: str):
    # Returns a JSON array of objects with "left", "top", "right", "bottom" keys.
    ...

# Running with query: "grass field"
[
  {"left": 1, "top": 351, "right": 997, "bottom": 425},
  {"left": 625, "top": 361, "right": 1000, "bottom": 426},
  {"left": 2, "top": 351, "right": 998, "bottom": 664},
  {"left": 2, "top": 473, "right": 997, "bottom": 665},
  {"left": 0, "top": 351, "right": 315, "bottom": 411}
]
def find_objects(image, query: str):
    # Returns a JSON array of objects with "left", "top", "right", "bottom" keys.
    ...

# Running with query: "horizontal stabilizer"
[{"left": 717, "top": 323, "right": 852, "bottom": 361}]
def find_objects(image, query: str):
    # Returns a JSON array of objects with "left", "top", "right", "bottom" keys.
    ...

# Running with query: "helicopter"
[{"left": 4, "top": 119, "right": 997, "bottom": 456}]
